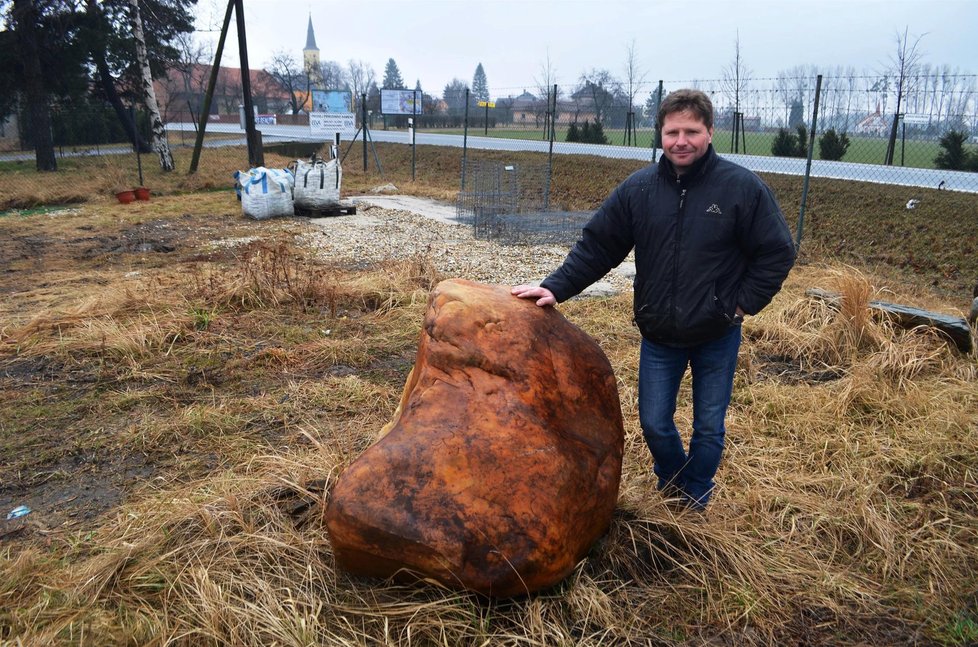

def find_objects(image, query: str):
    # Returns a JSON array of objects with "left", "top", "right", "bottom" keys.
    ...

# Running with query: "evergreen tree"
[
  {"left": 644, "top": 88, "right": 664, "bottom": 124},
  {"left": 591, "top": 120, "right": 608, "bottom": 144},
  {"left": 934, "top": 130, "right": 975, "bottom": 171},
  {"left": 382, "top": 58, "right": 405, "bottom": 89},
  {"left": 571, "top": 120, "right": 609, "bottom": 145},
  {"left": 772, "top": 125, "right": 809, "bottom": 158},
  {"left": 472, "top": 63, "right": 489, "bottom": 103},
  {"left": 818, "top": 128, "right": 850, "bottom": 161},
  {"left": 366, "top": 80, "right": 381, "bottom": 115},
  {"left": 566, "top": 122, "right": 580, "bottom": 142},
  {"left": 794, "top": 124, "right": 809, "bottom": 157},
  {"left": 771, "top": 127, "right": 798, "bottom": 157}
]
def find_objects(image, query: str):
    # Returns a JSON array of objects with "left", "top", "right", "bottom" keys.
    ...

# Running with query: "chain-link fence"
[
  {"left": 451, "top": 75, "right": 978, "bottom": 191},
  {"left": 3, "top": 73, "right": 977, "bottom": 212}
]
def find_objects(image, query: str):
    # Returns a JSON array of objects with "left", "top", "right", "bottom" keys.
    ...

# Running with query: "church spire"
[{"left": 305, "top": 14, "right": 318, "bottom": 51}]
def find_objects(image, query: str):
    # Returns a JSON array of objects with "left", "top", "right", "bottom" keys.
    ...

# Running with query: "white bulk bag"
[
  {"left": 234, "top": 167, "right": 295, "bottom": 220},
  {"left": 293, "top": 157, "right": 342, "bottom": 210}
]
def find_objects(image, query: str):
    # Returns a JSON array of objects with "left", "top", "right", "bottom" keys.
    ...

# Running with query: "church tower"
[{"left": 303, "top": 14, "right": 323, "bottom": 88}]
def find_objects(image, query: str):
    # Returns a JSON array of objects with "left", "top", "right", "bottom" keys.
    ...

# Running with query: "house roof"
[{"left": 157, "top": 64, "right": 291, "bottom": 102}]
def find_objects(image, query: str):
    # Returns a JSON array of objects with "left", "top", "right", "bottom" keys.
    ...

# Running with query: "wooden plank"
[{"left": 806, "top": 288, "right": 973, "bottom": 354}]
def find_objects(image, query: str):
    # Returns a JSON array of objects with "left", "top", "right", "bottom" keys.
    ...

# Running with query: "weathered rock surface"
[{"left": 325, "top": 279, "right": 624, "bottom": 597}]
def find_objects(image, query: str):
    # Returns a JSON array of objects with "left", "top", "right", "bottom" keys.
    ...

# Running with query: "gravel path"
[{"left": 299, "top": 197, "right": 635, "bottom": 297}]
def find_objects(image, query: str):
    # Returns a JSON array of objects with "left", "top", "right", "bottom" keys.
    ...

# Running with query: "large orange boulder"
[{"left": 325, "top": 279, "right": 624, "bottom": 597}]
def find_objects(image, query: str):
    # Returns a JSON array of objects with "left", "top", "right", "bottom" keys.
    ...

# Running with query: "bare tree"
[
  {"left": 534, "top": 50, "right": 559, "bottom": 102},
  {"left": 347, "top": 59, "right": 376, "bottom": 116},
  {"left": 217, "top": 73, "right": 242, "bottom": 115},
  {"left": 319, "top": 60, "right": 348, "bottom": 90},
  {"left": 534, "top": 50, "right": 560, "bottom": 138},
  {"left": 576, "top": 68, "right": 623, "bottom": 126},
  {"left": 774, "top": 70, "right": 794, "bottom": 126},
  {"left": 842, "top": 66, "right": 859, "bottom": 131},
  {"left": 944, "top": 68, "right": 973, "bottom": 129},
  {"left": 885, "top": 27, "right": 926, "bottom": 164},
  {"left": 720, "top": 32, "right": 752, "bottom": 119},
  {"left": 159, "top": 32, "right": 210, "bottom": 124},
  {"left": 129, "top": 0, "right": 174, "bottom": 171},
  {"left": 622, "top": 39, "right": 647, "bottom": 144},
  {"left": 267, "top": 51, "right": 310, "bottom": 114}
]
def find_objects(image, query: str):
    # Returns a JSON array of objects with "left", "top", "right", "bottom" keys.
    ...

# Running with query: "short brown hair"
[{"left": 657, "top": 89, "right": 714, "bottom": 130}]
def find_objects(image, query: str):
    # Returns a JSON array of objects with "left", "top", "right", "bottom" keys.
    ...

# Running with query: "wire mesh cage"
[
  {"left": 455, "top": 159, "right": 531, "bottom": 224},
  {"left": 480, "top": 210, "right": 594, "bottom": 246},
  {"left": 455, "top": 159, "right": 590, "bottom": 245}
]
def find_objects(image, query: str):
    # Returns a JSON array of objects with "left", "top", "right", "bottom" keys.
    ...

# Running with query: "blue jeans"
[{"left": 638, "top": 325, "right": 742, "bottom": 509}]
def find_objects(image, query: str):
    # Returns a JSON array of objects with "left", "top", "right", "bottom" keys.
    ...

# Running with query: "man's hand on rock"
[{"left": 511, "top": 285, "right": 556, "bottom": 307}]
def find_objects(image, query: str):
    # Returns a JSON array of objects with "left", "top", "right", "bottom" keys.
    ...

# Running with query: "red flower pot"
[
  {"left": 115, "top": 190, "right": 136, "bottom": 204},
  {"left": 134, "top": 186, "right": 151, "bottom": 201}
]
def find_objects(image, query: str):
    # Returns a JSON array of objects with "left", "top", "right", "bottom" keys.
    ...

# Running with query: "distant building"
[
  {"left": 854, "top": 106, "right": 891, "bottom": 137},
  {"left": 511, "top": 90, "right": 539, "bottom": 124},
  {"left": 154, "top": 64, "right": 290, "bottom": 122}
]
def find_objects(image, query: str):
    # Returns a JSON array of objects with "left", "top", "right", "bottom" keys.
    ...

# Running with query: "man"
[{"left": 512, "top": 89, "right": 796, "bottom": 511}]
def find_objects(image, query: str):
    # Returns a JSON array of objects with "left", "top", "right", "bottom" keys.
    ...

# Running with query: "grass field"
[
  {"left": 1, "top": 142, "right": 977, "bottom": 645},
  {"left": 418, "top": 124, "right": 968, "bottom": 170}
]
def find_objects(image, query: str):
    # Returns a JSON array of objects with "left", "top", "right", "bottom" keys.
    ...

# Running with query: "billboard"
[
  {"left": 381, "top": 89, "right": 422, "bottom": 115},
  {"left": 311, "top": 90, "right": 353, "bottom": 113}
]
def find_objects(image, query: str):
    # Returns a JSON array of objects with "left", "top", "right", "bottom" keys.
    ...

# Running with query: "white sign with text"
[{"left": 310, "top": 112, "right": 356, "bottom": 137}]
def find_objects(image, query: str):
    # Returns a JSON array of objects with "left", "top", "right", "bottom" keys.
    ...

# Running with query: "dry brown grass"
[{"left": 1, "top": 187, "right": 977, "bottom": 645}]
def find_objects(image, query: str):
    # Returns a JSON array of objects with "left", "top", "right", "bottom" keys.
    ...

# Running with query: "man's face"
[{"left": 661, "top": 110, "right": 714, "bottom": 174}]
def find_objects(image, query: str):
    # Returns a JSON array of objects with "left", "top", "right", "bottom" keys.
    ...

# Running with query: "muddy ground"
[{"left": 0, "top": 202, "right": 313, "bottom": 543}]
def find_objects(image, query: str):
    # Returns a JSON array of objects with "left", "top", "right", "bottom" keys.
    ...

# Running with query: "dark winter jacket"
[{"left": 541, "top": 145, "right": 796, "bottom": 347}]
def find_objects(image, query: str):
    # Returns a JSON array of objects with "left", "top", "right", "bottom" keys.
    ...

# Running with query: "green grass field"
[{"left": 418, "top": 125, "right": 964, "bottom": 170}]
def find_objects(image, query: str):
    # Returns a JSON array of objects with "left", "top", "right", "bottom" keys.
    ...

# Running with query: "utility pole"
[
  {"left": 189, "top": 0, "right": 235, "bottom": 174},
  {"left": 234, "top": 0, "right": 263, "bottom": 167}
]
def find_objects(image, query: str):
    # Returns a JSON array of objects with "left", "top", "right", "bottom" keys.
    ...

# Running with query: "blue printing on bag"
[{"left": 241, "top": 168, "right": 293, "bottom": 195}]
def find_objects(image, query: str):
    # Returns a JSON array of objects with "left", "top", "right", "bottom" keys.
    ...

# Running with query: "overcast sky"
[{"left": 193, "top": 0, "right": 977, "bottom": 99}]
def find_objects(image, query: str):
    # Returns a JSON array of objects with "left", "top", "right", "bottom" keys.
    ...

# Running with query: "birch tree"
[{"left": 129, "top": 0, "right": 174, "bottom": 171}]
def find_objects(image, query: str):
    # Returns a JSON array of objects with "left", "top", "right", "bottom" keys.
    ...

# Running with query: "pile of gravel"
[{"left": 298, "top": 203, "right": 635, "bottom": 297}]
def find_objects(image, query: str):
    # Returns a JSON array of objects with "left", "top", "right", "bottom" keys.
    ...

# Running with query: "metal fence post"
[
  {"left": 412, "top": 90, "right": 417, "bottom": 182},
  {"left": 796, "top": 73, "right": 822, "bottom": 250},
  {"left": 653, "top": 80, "right": 663, "bottom": 162},
  {"left": 546, "top": 83, "right": 557, "bottom": 209},
  {"left": 461, "top": 88, "right": 470, "bottom": 191},
  {"left": 362, "top": 93, "right": 367, "bottom": 173}
]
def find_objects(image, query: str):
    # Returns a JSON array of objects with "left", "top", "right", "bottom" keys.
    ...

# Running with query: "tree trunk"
[
  {"left": 93, "top": 54, "right": 151, "bottom": 154},
  {"left": 12, "top": 0, "right": 56, "bottom": 171},
  {"left": 128, "top": 0, "right": 174, "bottom": 171},
  {"left": 85, "top": 0, "right": 150, "bottom": 154}
]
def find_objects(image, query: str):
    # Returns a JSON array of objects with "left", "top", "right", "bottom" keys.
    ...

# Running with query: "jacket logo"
[{"left": 706, "top": 204, "right": 723, "bottom": 215}]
